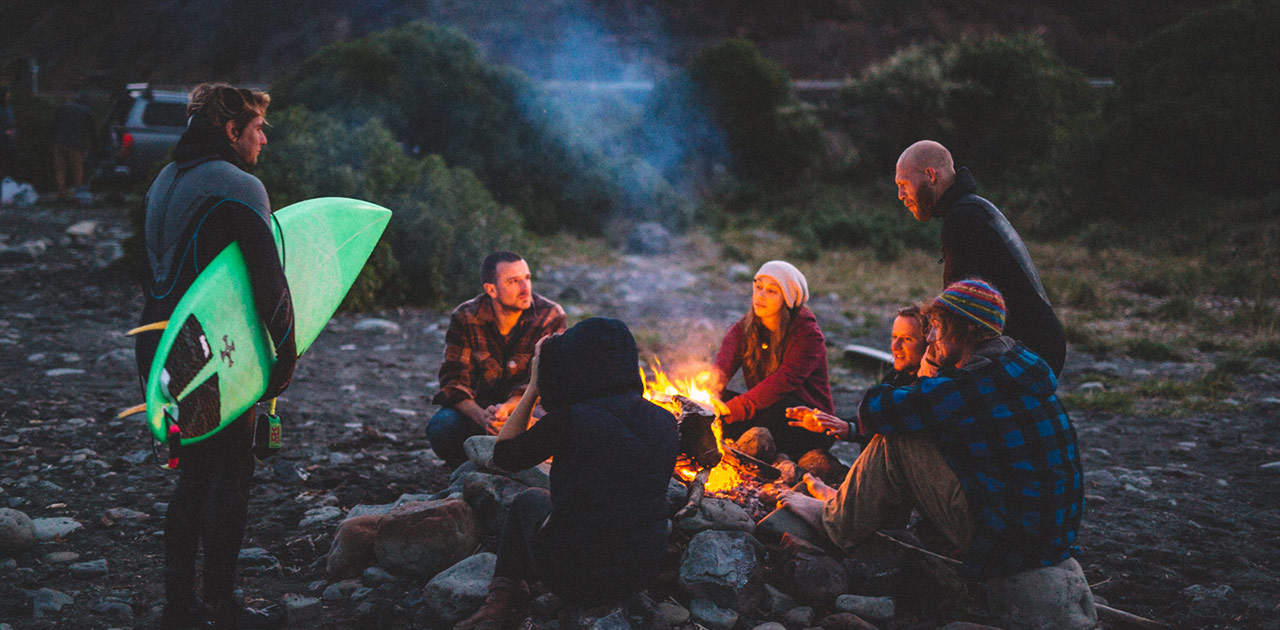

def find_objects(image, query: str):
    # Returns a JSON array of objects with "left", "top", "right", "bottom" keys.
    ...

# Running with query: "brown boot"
[{"left": 454, "top": 577, "right": 528, "bottom": 630}]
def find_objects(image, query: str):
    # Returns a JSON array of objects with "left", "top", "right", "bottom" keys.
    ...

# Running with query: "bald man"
[{"left": 894, "top": 140, "right": 1066, "bottom": 375}]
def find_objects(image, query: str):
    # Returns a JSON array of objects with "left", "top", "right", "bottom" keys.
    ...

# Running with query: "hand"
[
  {"left": 785, "top": 406, "right": 824, "bottom": 434},
  {"left": 483, "top": 414, "right": 506, "bottom": 435},
  {"left": 918, "top": 345, "right": 941, "bottom": 378},
  {"left": 529, "top": 333, "right": 555, "bottom": 393}
]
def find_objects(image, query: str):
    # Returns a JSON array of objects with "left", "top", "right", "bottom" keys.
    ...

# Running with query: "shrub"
[
  {"left": 840, "top": 34, "right": 1089, "bottom": 184},
  {"left": 1126, "top": 339, "right": 1185, "bottom": 363},
  {"left": 257, "top": 106, "right": 526, "bottom": 308}
]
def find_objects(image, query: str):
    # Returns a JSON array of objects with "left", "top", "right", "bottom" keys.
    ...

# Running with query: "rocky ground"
[{"left": 0, "top": 203, "right": 1278, "bottom": 629}]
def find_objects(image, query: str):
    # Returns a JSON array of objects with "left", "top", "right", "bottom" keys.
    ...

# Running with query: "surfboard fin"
[
  {"left": 115, "top": 403, "right": 147, "bottom": 419},
  {"left": 126, "top": 320, "right": 168, "bottom": 336}
]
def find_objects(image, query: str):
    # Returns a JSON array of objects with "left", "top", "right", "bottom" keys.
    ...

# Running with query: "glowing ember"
[{"left": 641, "top": 358, "right": 742, "bottom": 492}]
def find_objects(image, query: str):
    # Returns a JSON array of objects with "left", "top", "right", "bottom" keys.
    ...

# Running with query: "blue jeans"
[{"left": 426, "top": 406, "right": 483, "bottom": 467}]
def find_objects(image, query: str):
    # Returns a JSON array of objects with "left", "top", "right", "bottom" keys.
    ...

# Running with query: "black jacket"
[
  {"left": 936, "top": 168, "right": 1065, "bottom": 375},
  {"left": 494, "top": 318, "right": 679, "bottom": 603}
]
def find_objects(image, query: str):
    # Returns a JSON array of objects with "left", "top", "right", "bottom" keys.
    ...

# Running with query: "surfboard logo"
[{"left": 220, "top": 335, "right": 236, "bottom": 367}]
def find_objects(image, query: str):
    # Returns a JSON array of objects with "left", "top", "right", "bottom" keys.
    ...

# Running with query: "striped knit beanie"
[{"left": 934, "top": 278, "right": 1006, "bottom": 335}]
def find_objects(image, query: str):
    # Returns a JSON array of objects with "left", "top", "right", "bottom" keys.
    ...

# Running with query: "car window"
[{"left": 142, "top": 102, "right": 188, "bottom": 127}]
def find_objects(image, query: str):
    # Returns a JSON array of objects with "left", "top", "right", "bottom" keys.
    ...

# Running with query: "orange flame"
[{"left": 641, "top": 357, "right": 742, "bottom": 492}]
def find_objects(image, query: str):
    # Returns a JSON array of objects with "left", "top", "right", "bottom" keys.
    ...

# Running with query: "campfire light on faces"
[{"left": 639, "top": 358, "right": 744, "bottom": 493}]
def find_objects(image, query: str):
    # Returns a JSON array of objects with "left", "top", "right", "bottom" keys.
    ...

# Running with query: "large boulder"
[
  {"left": 678, "top": 529, "right": 765, "bottom": 612},
  {"left": 985, "top": 557, "right": 1097, "bottom": 630},
  {"left": 422, "top": 552, "right": 496, "bottom": 624},
  {"left": 374, "top": 499, "right": 479, "bottom": 578},
  {"left": 326, "top": 515, "right": 383, "bottom": 578},
  {"left": 0, "top": 509, "right": 36, "bottom": 552},
  {"left": 461, "top": 471, "right": 531, "bottom": 535}
]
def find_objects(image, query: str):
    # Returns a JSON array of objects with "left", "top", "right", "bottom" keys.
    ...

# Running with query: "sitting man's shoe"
[{"left": 454, "top": 577, "right": 529, "bottom": 630}]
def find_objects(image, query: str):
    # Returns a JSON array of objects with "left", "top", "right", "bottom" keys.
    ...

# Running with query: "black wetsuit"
[
  {"left": 935, "top": 168, "right": 1066, "bottom": 376},
  {"left": 135, "top": 117, "right": 295, "bottom": 629}
]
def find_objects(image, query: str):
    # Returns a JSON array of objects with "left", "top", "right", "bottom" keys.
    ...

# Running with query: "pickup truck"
[{"left": 94, "top": 83, "right": 188, "bottom": 186}]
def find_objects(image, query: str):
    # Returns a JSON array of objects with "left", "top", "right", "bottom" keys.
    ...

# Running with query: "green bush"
[
  {"left": 8, "top": 90, "right": 59, "bottom": 191},
  {"left": 257, "top": 106, "right": 526, "bottom": 308},
  {"left": 1126, "top": 339, "right": 1185, "bottom": 363},
  {"left": 840, "top": 34, "right": 1090, "bottom": 184},
  {"left": 768, "top": 183, "right": 938, "bottom": 260}
]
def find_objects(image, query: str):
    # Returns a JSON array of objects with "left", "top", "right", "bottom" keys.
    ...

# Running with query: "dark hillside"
[{"left": 1, "top": 0, "right": 1223, "bottom": 90}]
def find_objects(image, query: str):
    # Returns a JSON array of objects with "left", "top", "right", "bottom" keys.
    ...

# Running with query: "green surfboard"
[{"left": 143, "top": 197, "right": 391, "bottom": 445}]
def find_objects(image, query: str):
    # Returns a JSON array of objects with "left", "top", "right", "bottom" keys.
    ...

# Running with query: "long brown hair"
[{"left": 739, "top": 304, "right": 796, "bottom": 385}]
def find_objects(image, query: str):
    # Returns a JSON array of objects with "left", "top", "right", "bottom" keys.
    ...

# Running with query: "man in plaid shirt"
[
  {"left": 428, "top": 251, "right": 566, "bottom": 467},
  {"left": 781, "top": 279, "right": 1094, "bottom": 628}
]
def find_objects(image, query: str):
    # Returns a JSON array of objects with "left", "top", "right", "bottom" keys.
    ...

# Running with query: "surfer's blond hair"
[{"left": 187, "top": 82, "right": 270, "bottom": 132}]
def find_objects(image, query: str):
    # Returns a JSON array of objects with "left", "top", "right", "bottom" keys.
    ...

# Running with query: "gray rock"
[
  {"left": 1259, "top": 461, "right": 1280, "bottom": 471},
  {"left": 69, "top": 558, "right": 109, "bottom": 576},
  {"left": 299, "top": 506, "right": 343, "bottom": 528},
  {"left": 786, "top": 550, "right": 848, "bottom": 608},
  {"left": 65, "top": 220, "right": 98, "bottom": 238},
  {"left": 939, "top": 623, "right": 1005, "bottom": 630},
  {"left": 351, "top": 586, "right": 373, "bottom": 601},
  {"left": 103, "top": 507, "right": 149, "bottom": 522},
  {"left": 90, "top": 596, "right": 134, "bottom": 621},
  {"left": 281, "top": 593, "right": 322, "bottom": 624},
  {"left": 1078, "top": 381, "right": 1105, "bottom": 392},
  {"left": 656, "top": 601, "right": 690, "bottom": 625},
  {"left": 94, "top": 348, "right": 135, "bottom": 370},
  {"left": 690, "top": 598, "right": 738, "bottom": 630},
  {"left": 511, "top": 462, "right": 551, "bottom": 489},
  {"left": 463, "top": 435, "right": 496, "bottom": 469},
  {"left": 986, "top": 557, "right": 1097, "bottom": 630},
  {"left": 828, "top": 441, "right": 862, "bottom": 468},
  {"left": 728, "top": 263, "right": 752, "bottom": 281},
  {"left": 353, "top": 318, "right": 402, "bottom": 334},
  {"left": 122, "top": 450, "right": 150, "bottom": 465},
  {"left": 1181, "top": 584, "right": 1233, "bottom": 600},
  {"left": 679, "top": 529, "right": 765, "bottom": 611},
  {"left": 783, "top": 606, "right": 814, "bottom": 628},
  {"left": 362, "top": 566, "right": 397, "bottom": 584},
  {"left": 752, "top": 623, "right": 787, "bottom": 630},
  {"left": 736, "top": 427, "right": 777, "bottom": 463},
  {"left": 0, "top": 508, "right": 36, "bottom": 551},
  {"left": 31, "top": 587, "right": 74, "bottom": 619},
  {"left": 322, "top": 579, "right": 360, "bottom": 601},
  {"left": 31, "top": 517, "right": 82, "bottom": 541},
  {"left": 43, "top": 551, "right": 79, "bottom": 564},
  {"left": 626, "top": 222, "right": 672, "bottom": 255},
  {"left": 375, "top": 499, "right": 478, "bottom": 578},
  {"left": 666, "top": 478, "right": 691, "bottom": 516},
  {"left": 678, "top": 497, "right": 755, "bottom": 534},
  {"left": 755, "top": 507, "right": 823, "bottom": 547},
  {"left": 0, "top": 557, "right": 17, "bottom": 572},
  {"left": 237, "top": 547, "right": 281, "bottom": 576},
  {"left": 818, "top": 612, "right": 879, "bottom": 629},
  {"left": 462, "top": 471, "right": 530, "bottom": 535},
  {"left": 329, "top": 452, "right": 354, "bottom": 466},
  {"left": 590, "top": 607, "right": 633, "bottom": 630},
  {"left": 834, "top": 594, "right": 894, "bottom": 620},
  {"left": 761, "top": 584, "right": 797, "bottom": 616},
  {"left": 422, "top": 552, "right": 496, "bottom": 623}
]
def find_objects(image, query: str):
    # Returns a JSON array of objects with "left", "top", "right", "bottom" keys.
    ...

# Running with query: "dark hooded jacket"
[
  {"left": 493, "top": 317, "right": 679, "bottom": 603},
  {"left": 135, "top": 114, "right": 296, "bottom": 400},
  {"left": 935, "top": 167, "right": 1065, "bottom": 375}
]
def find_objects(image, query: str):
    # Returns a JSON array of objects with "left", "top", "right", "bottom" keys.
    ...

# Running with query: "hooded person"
[
  {"left": 712, "top": 260, "right": 835, "bottom": 458},
  {"left": 455, "top": 317, "right": 680, "bottom": 630}
]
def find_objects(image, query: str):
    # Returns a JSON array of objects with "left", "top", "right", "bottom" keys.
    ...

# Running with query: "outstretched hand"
[{"left": 786, "top": 406, "right": 850, "bottom": 439}]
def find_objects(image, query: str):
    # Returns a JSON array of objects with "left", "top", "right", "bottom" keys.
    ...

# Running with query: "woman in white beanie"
[{"left": 711, "top": 260, "right": 835, "bottom": 458}]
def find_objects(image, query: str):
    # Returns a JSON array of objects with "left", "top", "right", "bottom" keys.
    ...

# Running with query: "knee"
[
  {"left": 510, "top": 488, "right": 551, "bottom": 517},
  {"left": 426, "top": 407, "right": 464, "bottom": 440}
]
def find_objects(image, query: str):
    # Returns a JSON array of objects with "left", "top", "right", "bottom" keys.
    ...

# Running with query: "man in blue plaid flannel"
[{"left": 781, "top": 278, "right": 1096, "bottom": 629}]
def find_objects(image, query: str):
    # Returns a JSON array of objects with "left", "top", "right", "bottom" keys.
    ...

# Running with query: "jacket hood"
[
  {"left": 172, "top": 114, "right": 249, "bottom": 171},
  {"left": 539, "top": 317, "right": 642, "bottom": 410},
  {"left": 933, "top": 166, "right": 977, "bottom": 219}
]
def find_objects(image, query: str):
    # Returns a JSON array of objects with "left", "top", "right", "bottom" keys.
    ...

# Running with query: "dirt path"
[{"left": 1, "top": 204, "right": 1277, "bottom": 628}]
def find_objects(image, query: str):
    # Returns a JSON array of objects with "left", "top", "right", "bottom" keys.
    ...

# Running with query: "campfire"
[{"left": 640, "top": 359, "right": 780, "bottom": 515}]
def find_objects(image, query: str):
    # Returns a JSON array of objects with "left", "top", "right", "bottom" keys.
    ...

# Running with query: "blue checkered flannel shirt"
[{"left": 857, "top": 336, "right": 1084, "bottom": 578}]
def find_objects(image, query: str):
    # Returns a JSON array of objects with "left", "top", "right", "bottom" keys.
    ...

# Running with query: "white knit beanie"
[{"left": 755, "top": 260, "right": 809, "bottom": 308}]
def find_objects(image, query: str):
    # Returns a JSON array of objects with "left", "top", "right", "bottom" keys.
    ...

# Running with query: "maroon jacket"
[{"left": 713, "top": 306, "right": 834, "bottom": 423}]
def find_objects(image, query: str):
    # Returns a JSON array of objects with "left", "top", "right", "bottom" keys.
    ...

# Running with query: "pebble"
[
  {"left": 45, "top": 368, "right": 86, "bottom": 377},
  {"left": 282, "top": 593, "right": 322, "bottom": 623},
  {"left": 1181, "top": 584, "right": 1233, "bottom": 600},
  {"left": 351, "top": 586, "right": 373, "bottom": 601},
  {"left": 656, "top": 601, "right": 690, "bottom": 625},
  {"left": 1078, "top": 381, "right": 1105, "bottom": 392},
  {"left": 32, "top": 517, "right": 83, "bottom": 540},
  {"left": 362, "top": 566, "right": 397, "bottom": 584},
  {"left": 103, "top": 507, "right": 149, "bottom": 522},
  {"left": 299, "top": 506, "right": 343, "bottom": 528},
  {"left": 752, "top": 623, "right": 787, "bottom": 630},
  {"left": 690, "top": 598, "right": 739, "bottom": 630},
  {"left": 237, "top": 547, "right": 281, "bottom": 576},
  {"left": 1259, "top": 461, "right": 1280, "bottom": 470},
  {"left": 784, "top": 606, "right": 815, "bottom": 628},
  {"left": 531, "top": 592, "right": 563, "bottom": 617},
  {"left": 69, "top": 558, "right": 109, "bottom": 576},
  {"left": 30, "top": 587, "right": 74, "bottom": 619},
  {"left": 834, "top": 594, "right": 895, "bottom": 620},
  {"left": 43, "top": 551, "right": 80, "bottom": 564},
  {"left": 353, "top": 318, "right": 402, "bottom": 334},
  {"left": 91, "top": 597, "right": 134, "bottom": 620},
  {"left": 322, "top": 579, "right": 360, "bottom": 601},
  {"left": 0, "top": 508, "right": 36, "bottom": 551}
]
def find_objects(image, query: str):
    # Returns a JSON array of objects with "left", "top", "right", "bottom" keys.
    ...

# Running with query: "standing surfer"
[{"left": 135, "top": 82, "right": 296, "bottom": 630}]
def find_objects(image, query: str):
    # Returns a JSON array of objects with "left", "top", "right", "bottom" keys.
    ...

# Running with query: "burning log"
[
  {"left": 675, "top": 394, "right": 721, "bottom": 469},
  {"left": 723, "top": 446, "right": 782, "bottom": 482}
]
